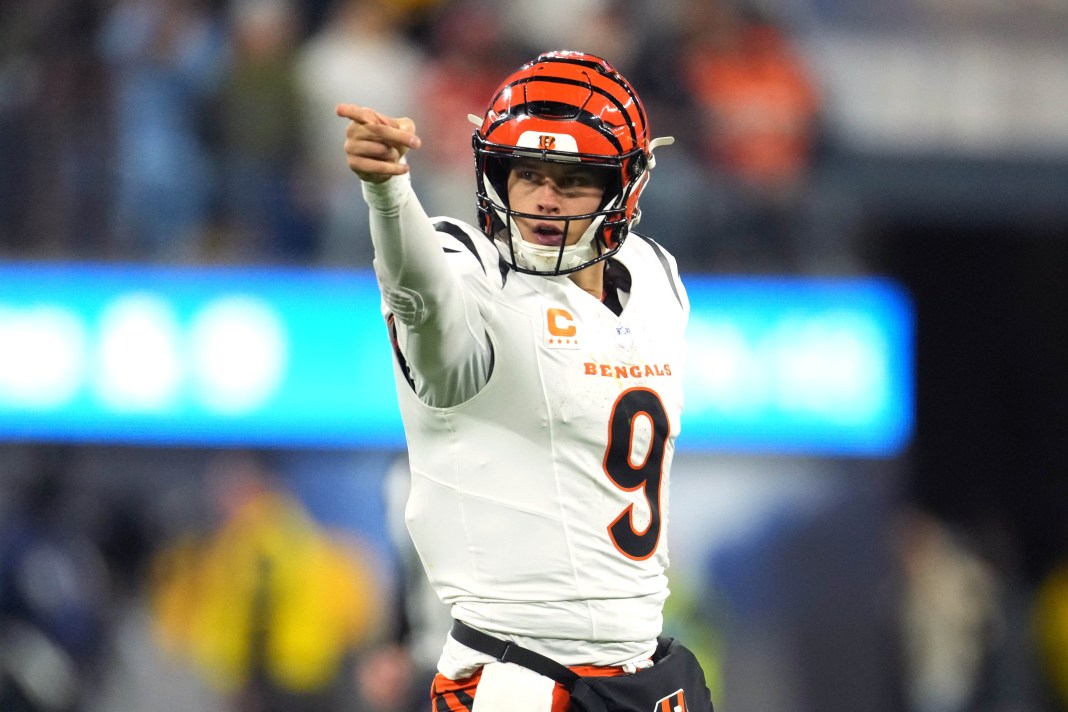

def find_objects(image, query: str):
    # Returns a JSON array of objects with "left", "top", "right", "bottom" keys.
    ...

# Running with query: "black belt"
[{"left": 450, "top": 620, "right": 609, "bottom": 712}]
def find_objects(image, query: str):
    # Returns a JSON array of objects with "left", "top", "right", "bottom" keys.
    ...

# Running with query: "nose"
[{"left": 534, "top": 180, "right": 561, "bottom": 214}]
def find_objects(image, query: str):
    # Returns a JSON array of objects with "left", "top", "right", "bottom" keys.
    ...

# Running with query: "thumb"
[{"left": 393, "top": 117, "right": 420, "bottom": 159}]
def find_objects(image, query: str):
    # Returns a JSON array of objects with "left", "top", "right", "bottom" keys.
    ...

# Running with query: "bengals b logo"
[
  {"left": 539, "top": 134, "right": 556, "bottom": 150},
  {"left": 654, "top": 689, "right": 687, "bottom": 712}
]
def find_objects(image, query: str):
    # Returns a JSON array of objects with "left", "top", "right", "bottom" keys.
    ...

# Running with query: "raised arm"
[
  {"left": 337, "top": 103, "right": 421, "bottom": 183},
  {"left": 337, "top": 104, "right": 491, "bottom": 407}
]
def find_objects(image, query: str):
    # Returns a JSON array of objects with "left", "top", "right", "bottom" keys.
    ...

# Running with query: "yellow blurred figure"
[
  {"left": 151, "top": 456, "right": 381, "bottom": 698},
  {"left": 1037, "top": 563, "right": 1068, "bottom": 708}
]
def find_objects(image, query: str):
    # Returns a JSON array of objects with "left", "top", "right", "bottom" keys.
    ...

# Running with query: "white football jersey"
[{"left": 384, "top": 217, "right": 689, "bottom": 667}]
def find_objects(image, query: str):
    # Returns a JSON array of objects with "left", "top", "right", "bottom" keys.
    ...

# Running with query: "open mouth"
[{"left": 530, "top": 222, "right": 566, "bottom": 246}]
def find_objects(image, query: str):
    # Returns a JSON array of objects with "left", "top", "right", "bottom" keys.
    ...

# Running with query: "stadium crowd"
[{"left": 0, "top": 0, "right": 846, "bottom": 274}]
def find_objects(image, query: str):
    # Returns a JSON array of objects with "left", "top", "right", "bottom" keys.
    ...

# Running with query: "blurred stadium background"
[{"left": 1, "top": 0, "right": 1067, "bottom": 710}]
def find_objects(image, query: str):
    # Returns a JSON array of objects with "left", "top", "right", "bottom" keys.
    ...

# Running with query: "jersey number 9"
[{"left": 603, "top": 388, "right": 669, "bottom": 561}]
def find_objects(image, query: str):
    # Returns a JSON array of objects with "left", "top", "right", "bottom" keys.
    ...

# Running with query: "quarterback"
[{"left": 339, "top": 51, "right": 712, "bottom": 712}]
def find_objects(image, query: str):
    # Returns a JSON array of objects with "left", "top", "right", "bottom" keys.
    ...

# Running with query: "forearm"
[{"left": 363, "top": 176, "right": 491, "bottom": 406}]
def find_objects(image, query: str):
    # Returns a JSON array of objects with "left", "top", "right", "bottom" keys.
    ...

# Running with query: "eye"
[
  {"left": 567, "top": 172, "right": 610, "bottom": 195},
  {"left": 517, "top": 168, "right": 541, "bottom": 183}
]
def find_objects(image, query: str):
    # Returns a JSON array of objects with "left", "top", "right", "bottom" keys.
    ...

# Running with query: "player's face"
[{"left": 506, "top": 159, "right": 607, "bottom": 247}]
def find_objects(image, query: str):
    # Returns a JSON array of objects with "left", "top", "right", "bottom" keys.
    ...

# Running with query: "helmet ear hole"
[{"left": 627, "top": 153, "right": 647, "bottom": 181}]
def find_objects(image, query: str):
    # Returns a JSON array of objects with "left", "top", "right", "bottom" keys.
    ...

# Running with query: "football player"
[{"left": 338, "top": 51, "right": 711, "bottom": 712}]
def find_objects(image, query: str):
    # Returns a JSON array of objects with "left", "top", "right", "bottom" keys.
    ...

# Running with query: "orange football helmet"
[{"left": 471, "top": 50, "right": 673, "bottom": 275}]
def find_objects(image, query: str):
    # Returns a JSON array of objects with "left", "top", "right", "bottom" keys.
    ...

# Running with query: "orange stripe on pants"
[{"left": 430, "top": 664, "right": 630, "bottom": 712}]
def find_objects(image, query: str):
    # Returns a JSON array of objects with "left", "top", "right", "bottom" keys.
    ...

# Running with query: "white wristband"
[{"left": 361, "top": 171, "right": 413, "bottom": 217}]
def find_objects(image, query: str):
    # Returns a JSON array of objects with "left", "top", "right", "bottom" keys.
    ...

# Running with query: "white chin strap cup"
[{"left": 648, "top": 136, "right": 674, "bottom": 168}]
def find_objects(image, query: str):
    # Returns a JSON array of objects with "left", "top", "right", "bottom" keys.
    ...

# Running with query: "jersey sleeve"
[{"left": 362, "top": 174, "right": 493, "bottom": 408}]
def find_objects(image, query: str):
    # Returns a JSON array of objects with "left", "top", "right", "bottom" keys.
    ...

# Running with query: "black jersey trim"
[
  {"left": 634, "top": 234, "right": 682, "bottom": 308},
  {"left": 435, "top": 220, "right": 485, "bottom": 275},
  {"left": 435, "top": 219, "right": 509, "bottom": 287},
  {"left": 386, "top": 313, "right": 416, "bottom": 392}
]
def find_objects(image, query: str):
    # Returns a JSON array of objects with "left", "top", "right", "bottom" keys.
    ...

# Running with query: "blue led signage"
[{"left": 0, "top": 264, "right": 912, "bottom": 456}]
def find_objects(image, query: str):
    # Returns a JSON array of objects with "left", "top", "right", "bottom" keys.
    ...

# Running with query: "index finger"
[
  {"left": 335, "top": 103, "right": 389, "bottom": 125},
  {"left": 336, "top": 103, "right": 421, "bottom": 149}
]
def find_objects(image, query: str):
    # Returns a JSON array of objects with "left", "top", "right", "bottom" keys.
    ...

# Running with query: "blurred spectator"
[
  {"left": 681, "top": 1, "right": 819, "bottom": 195},
  {"left": 1036, "top": 560, "right": 1068, "bottom": 711},
  {"left": 211, "top": 0, "right": 316, "bottom": 263},
  {"left": 352, "top": 456, "right": 449, "bottom": 712},
  {"left": 896, "top": 508, "right": 1005, "bottom": 712},
  {"left": 500, "top": 0, "right": 613, "bottom": 59},
  {"left": 294, "top": 0, "right": 426, "bottom": 266},
  {"left": 149, "top": 452, "right": 382, "bottom": 711},
  {"left": 0, "top": 453, "right": 110, "bottom": 711},
  {"left": 578, "top": 0, "right": 643, "bottom": 71},
  {"left": 634, "top": 0, "right": 830, "bottom": 272},
  {"left": 683, "top": 0, "right": 823, "bottom": 271},
  {"left": 618, "top": 5, "right": 716, "bottom": 268},
  {"left": 97, "top": 0, "right": 229, "bottom": 261},
  {"left": 408, "top": 0, "right": 515, "bottom": 222},
  {"left": 0, "top": 1, "right": 110, "bottom": 258}
]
